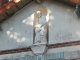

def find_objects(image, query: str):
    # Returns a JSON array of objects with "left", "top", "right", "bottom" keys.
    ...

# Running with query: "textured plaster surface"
[
  {"left": 47, "top": 0, "right": 80, "bottom": 44},
  {"left": 0, "top": 51, "right": 33, "bottom": 60},
  {"left": 0, "top": 0, "right": 80, "bottom": 60},
  {"left": 47, "top": 45, "right": 80, "bottom": 59},
  {"left": 0, "top": 1, "right": 35, "bottom": 51},
  {"left": 0, "top": 0, "right": 80, "bottom": 51}
]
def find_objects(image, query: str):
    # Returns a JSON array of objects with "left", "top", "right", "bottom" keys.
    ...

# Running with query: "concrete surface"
[
  {"left": 0, "top": 0, "right": 80, "bottom": 51},
  {"left": 0, "top": 0, "right": 80, "bottom": 60}
]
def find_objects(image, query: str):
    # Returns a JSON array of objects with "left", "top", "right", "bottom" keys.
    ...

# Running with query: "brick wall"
[
  {"left": 0, "top": 40, "right": 80, "bottom": 55},
  {"left": 0, "top": 0, "right": 8, "bottom": 8}
]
